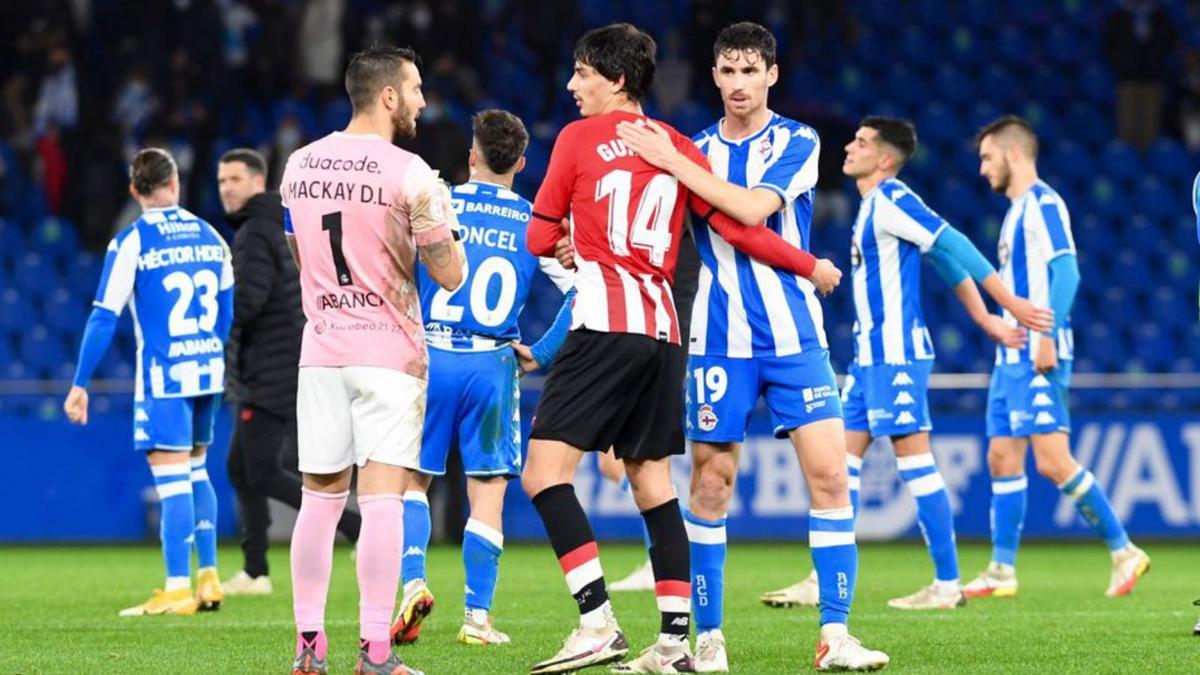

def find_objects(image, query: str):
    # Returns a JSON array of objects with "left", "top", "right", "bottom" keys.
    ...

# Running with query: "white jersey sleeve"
[{"left": 94, "top": 226, "right": 142, "bottom": 313}]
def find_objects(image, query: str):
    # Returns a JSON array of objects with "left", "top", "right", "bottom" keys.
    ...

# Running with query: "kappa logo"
[
  {"left": 892, "top": 372, "right": 914, "bottom": 386},
  {"left": 893, "top": 391, "right": 915, "bottom": 406},
  {"left": 195, "top": 519, "right": 215, "bottom": 532},
  {"left": 464, "top": 584, "right": 475, "bottom": 596},
  {"left": 135, "top": 428, "right": 150, "bottom": 442},
  {"left": 1031, "top": 375, "right": 1051, "bottom": 389},
  {"left": 403, "top": 546, "right": 425, "bottom": 558},
  {"left": 135, "top": 408, "right": 149, "bottom": 422},
  {"left": 895, "top": 411, "right": 918, "bottom": 426},
  {"left": 698, "top": 404, "right": 719, "bottom": 432},
  {"left": 1032, "top": 393, "right": 1053, "bottom": 407},
  {"left": 1035, "top": 411, "right": 1057, "bottom": 426}
]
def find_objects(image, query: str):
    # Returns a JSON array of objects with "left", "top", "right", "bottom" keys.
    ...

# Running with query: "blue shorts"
[
  {"left": 685, "top": 349, "right": 842, "bottom": 442},
  {"left": 986, "top": 361, "right": 1072, "bottom": 438},
  {"left": 842, "top": 360, "right": 933, "bottom": 437},
  {"left": 134, "top": 394, "right": 221, "bottom": 452},
  {"left": 419, "top": 347, "right": 521, "bottom": 478}
]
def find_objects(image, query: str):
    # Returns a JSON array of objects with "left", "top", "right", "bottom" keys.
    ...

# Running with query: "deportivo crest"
[{"left": 698, "top": 404, "right": 718, "bottom": 432}]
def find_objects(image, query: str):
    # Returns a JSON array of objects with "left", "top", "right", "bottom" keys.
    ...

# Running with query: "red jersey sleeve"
[
  {"left": 528, "top": 124, "right": 578, "bottom": 256},
  {"left": 673, "top": 134, "right": 817, "bottom": 278}
]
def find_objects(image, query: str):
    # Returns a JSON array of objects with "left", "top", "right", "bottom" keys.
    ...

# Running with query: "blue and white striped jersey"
[
  {"left": 94, "top": 206, "right": 233, "bottom": 400},
  {"left": 996, "top": 180, "right": 1076, "bottom": 365},
  {"left": 419, "top": 181, "right": 571, "bottom": 351},
  {"left": 688, "top": 112, "right": 826, "bottom": 358},
  {"left": 851, "top": 178, "right": 946, "bottom": 366}
]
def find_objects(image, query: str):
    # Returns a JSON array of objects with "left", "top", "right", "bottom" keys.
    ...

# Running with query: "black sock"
[
  {"left": 643, "top": 498, "right": 690, "bottom": 639},
  {"left": 533, "top": 484, "right": 610, "bottom": 623}
]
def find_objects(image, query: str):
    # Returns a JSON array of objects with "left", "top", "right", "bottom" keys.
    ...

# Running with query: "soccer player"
[
  {"left": 390, "top": 109, "right": 574, "bottom": 647},
  {"left": 64, "top": 147, "right": 233, "bottom": 617},
  {"left": 615, "top": 23, "right": 886, "bottom": 671},
  {"left": 216, "top": 148, "right": 362, "bottom": 597},
  {"left": 964, "top": 116, "right": 1150, "bottom": 599},
  {"left": 282, "top": 45, "right": 464, "bottom": 675},
  {"left": 522, "top": 23, "right": 837, "bottom": 675},
  {"left": 760, "top": 117, "right": 1055, "bottom": 614}
]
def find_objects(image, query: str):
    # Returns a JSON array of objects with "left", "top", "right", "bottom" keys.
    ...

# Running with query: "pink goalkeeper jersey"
[{"left": 281, "top": 131, "right": 455, "bottom": 379}]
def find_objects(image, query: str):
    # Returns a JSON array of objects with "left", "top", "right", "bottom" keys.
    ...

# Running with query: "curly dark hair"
[
  {"left": 713, "top": 21, "right": 777, "bottom": 68},
  {"left": 573, "top": 23, "right": 657, "bottom": 103}
]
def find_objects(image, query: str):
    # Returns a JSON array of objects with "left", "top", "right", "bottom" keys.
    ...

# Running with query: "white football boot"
[
  {"left": 760, "top": 569, "right": 819, "bottom": 608},
  {"left": 610, "top": 635, "right": 695, "bottom": 673},
  {"left": 222, "top": 570, "right": 273, "bottom": 596},
  {"left": 886, "top": 582, "right": 966, "bottom": 610},
  {"left": 694, "top": 629, "right": 728, "bottom": 672},
  {"left": 963, "top": 562, "right": 1018, "bottom": 599},
  {"left": 1106, "top": 544, "right": 1150, "bottom": 597},
  {"left": 610, "top": 559, "right": 656, "bottom": 592},
  {"left": 814, "top": 625, "right": 889, "bottom": 672}
]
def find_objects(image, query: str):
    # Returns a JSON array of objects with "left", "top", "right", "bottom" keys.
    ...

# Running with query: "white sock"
[
  {"left": 404, "top": 578, "right": 425, "bottom": 595},
  {"left": 934, "top": 579, "right": 961, "bottom": 594},
  {"left": 165, "top": 576, "right": 191, "bottom": 592},
  {"left": 580, "top": 600, "right": 613, "bottom": 630},
  {"left": 466, "top": 607, "right": 489, "bottom": 624},
  {"left": 820, "top": 622, "right": 848, "bottom": 642}
]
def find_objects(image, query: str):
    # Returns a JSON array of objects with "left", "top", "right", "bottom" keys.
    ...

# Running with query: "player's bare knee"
[
  {"left": 690, "top": 464, "right": 734, "bottom": 519},
  {"left": 806, "top": 465, "right": 849, "bottom": 508}
]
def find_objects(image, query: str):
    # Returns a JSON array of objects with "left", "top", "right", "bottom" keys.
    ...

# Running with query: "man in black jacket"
[{"left": 217, "top": 148, "right": 360, "bottom": 595}]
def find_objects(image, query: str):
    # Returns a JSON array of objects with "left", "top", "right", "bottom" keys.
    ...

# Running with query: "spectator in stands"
[
  {"left": 298, "top": 0, "right": 346, "bottom": 100},
  {"left": 1103, "top": 0, "right": 1178, "bottom": 150},
  {"left": 216, "top": 148, "right": 360, "bottom": 595}
]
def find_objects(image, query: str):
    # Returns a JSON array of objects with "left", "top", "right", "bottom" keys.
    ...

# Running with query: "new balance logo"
[
  {"left": 670, "top": 616, "right": 690, "bottom": 627},
  {"left": 892, "top": 372, "right": 914, "bottom": 386},
  {"left": 1031, "top": 375, "right": 1051, "bottom": 388},
  {"left": 1035, "top": 411, "right": 1057, "bottom": 425},
  {"left": 895, "top": 411, "right": 918, "bottom": 425},
  {"left": 1032, "top": 393, "right": 1053, "bottom": 407},
  {"left": 893, "top": 391, "right": 915, "bottom": 406},
  {"left": 403, "top": 546, "right": 425, "bottom": 558}
]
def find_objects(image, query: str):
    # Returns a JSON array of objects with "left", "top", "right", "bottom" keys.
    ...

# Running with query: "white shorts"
[{"left": 296, "top": 366, "right": 427, "bottom": 474}]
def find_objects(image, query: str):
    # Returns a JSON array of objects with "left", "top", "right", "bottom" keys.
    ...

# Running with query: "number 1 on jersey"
[
  {"left": 322, "top": 211, "right": 353, "bottom": 286},
  {"left": 596, "top": 170, "right": 676, "bottom": 266}
]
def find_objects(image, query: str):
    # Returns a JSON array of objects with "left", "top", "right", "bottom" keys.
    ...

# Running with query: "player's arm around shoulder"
[{"left": 615, "top": 119, "right": 782, "bottom": 226}]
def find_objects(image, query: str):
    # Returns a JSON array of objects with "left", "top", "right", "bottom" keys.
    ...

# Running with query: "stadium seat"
[
  {"left": 0, "top": 288, "right": 35, "bottom": 332},
  {"left": 1134, "top": 177, "right": 1174, "bottom": 221},
  {"left": 1145, "top": 138, "right": 1192, "bottom": 181},
  {"left": 0, "top": 218, "right": 27, "bottom": 265},
  {"left": 18, "top": 325, "right": 69, "bottom": 377},
  {"left": 1061, "top": 104, "right": 1111, "bottom": 148},
  {"left": 1100, "top": 142, "right": 1143, "bottom": 184},
  {"left": 1078, "top": 63, "right": 1115, "bottom": 104},
  {"left": 30, "top": 217, "right": 79, "bottom": 260}
]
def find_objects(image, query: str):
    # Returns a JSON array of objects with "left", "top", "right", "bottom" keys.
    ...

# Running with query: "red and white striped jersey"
[{"left": 529, "top": 110, "right": 817, "bottom": 345}]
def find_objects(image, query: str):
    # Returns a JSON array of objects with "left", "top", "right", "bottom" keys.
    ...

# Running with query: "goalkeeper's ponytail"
[{"left": 129, "top": 147, "right": 177, "bottom": 196}]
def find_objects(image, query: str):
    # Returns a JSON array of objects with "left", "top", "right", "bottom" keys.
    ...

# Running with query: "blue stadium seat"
[
  {"left": 43, "top": 286, "right": 86, "bottom": 333},
  {"left": 1042, "top": 141, "right": 1091, "bottom": 184},
  {"left": 18, "top": 324, "right": 69, "bottom": 378},
  {"left": 0, "top": 218, "right": 27, "bottom": 266},
  {"left": 979, "top": 66, "right": 1018, "bottom": 109},
  {"left": 1043, "top": 24, "right": 1083, "bottom": 67},
  {"left": 1133, "top": 176, "right": 1173, "bottom": 221},
  {"left": 917, "top": 102, "right": 963, "bottom": 146},
  {"left": 1121, "top": 214, "right": 1159, "bottom": 255},
  {"left": 932, "top": 65, "right": 972, "bottom": 107},
  {"left": 0, "top": 288, "right": 35, "bottom": 332},
  {"left": 901, "top": 26, "right": 937, "bottom": 68},
  {"left": 66, "top": 251, "right": 102, "bottom": 298},
  {"left": 321, "top": 98, "right": 353, "bottom": 134},
  {"left": 13, "top": 252, "right": 53, "bottom": 301},
  {"left": 1088, "top": 178, "right": 1123, "bottom": 219},
  {"left": 884, "top": 64, "right": 926, "bottom": 108},
  {"left": 30, "top": 217, "right": 79, "bottom": 259},
  {"left": 1100, "top": 142, "right": 1143, "bottom": 184},
  {"left": 1145, "top": 138, "right": 1192, "bottom": 181},
  {"left": 1078, "top": 64, "right": 1115, "bottom": 104},
  {"left": 1061, "top": 104, "right": 1110, "bottom": 148}
]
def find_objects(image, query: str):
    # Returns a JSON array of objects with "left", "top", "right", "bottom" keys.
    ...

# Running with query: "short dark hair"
[
  {"left": 129, "top": 147, "right": 177, "bottom": 196},
  {"left": 860, "top": 116, "right": 918, "bottom": 165},
  {"left": 345, "top": 44, "right": 420, "bottom": 112},
  {"left": 219, "top": 148, "right": 267, "bottom": 177},
  {"left": 713, "top": 21, "right": 777, "bottom": 69},
  {"left": 975, "top": 114, "right": 1039, "bottom": 158},
  {"left": 472, "top": 109, "right": 528, "bottom": 175},
  {"left": 573, "top": 23, "right": 657, "bottom": 103}
]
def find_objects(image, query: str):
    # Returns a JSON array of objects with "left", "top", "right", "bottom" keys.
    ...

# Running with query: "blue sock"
[
  {"left": 846, "top": 455, "right": 862, "bottom": 515},
  {"left": 1059, "top": 467, "right": 1130, "bottom": 551},
  {"left": 402, "top": 491, "right": 430, "bottom": 583},
  {"left": 810, "top": 506, "right": 857, "bottom": 626},
  {"left": 463, "top": 518, "right": 503, "bottom": 611},
  {"left": 990, "top": 475, "right": 1027, "bottom": 566},
  {"left": 151, "top": 462, "right": 195, "bottom": 586},
  {"left": 897, "top": 453, "right": 959, "bottom": 582},
  {"left": 190, "top": 455, "right": 218, "bottom": 570},
  {"left": 683, "top": 510, "right": 726, "bottom": 633}
]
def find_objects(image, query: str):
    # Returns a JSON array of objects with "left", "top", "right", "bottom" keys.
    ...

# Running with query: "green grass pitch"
[{"left": 1, "top": 542, "right": 1196, "bottom": 674}]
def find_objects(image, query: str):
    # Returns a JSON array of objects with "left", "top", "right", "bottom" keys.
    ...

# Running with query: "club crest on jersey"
[
  {"left": 891, "top": 371, "right": 914, "bottom": 386},
  {"left": 698, "top": 404, "right": 718, "bottom": 432},
  {"left": 758, "top": 136, "right": 772, "bottom": 158}
]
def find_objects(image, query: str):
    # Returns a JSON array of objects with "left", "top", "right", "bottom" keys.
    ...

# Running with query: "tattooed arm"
[{"left": 418, "top": 236, "right": 465, "bottom": 290}]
